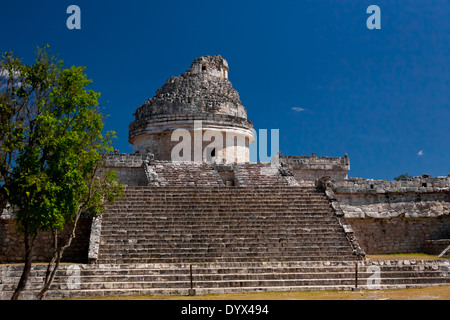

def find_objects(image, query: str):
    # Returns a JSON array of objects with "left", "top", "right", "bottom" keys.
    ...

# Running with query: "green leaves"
[{"left": 1, "top": 46, "right": 123, "bottom": 237}]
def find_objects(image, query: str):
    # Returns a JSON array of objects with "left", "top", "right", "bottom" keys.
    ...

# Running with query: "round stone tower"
[{"left": 129, "top": 55, "right": 255, "bottom": 163}]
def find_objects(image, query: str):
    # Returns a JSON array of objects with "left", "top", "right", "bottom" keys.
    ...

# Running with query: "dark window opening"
[
  {"left": 422, "top": 183, "right": 427, "bottom": 187},
  {"left": 370, "top": 184, "right": 374, "bottom": 189},
  {"left": 206, "top": 147, "right": 216, "bottom": 163},
  {"left": 202, "top": 65, "right": 207, "bottom": 71}
]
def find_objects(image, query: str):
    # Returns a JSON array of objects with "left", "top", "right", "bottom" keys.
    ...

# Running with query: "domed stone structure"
[
  {"left": 2, "top": 55, "right": 449, "bottom": 301},
  {"left": 129, "top": 55, "right": 255, "bottom": 163}
]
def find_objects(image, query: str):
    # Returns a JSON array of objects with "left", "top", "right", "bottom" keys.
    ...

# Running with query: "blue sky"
[{"left": 1, "top": 0, "right": 449, "bottom": 180}]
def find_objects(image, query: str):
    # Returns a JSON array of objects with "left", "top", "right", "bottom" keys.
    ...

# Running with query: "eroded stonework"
[
  {"left": 133, "top": 55, "right": 245, "bottom": 119},
  {"left": 129, "top": 55, "right": 254, "bottom": 161},
  {"left": 329, "top": 177, "right": 450, "bottom": 254}
]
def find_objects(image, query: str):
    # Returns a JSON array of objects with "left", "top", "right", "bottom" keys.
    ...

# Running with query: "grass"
[
  {"left": 366, "top": 253, "right": 445, "bottom": 260},
  {"left": 70, "top": 285, "right": 450, "bottom": 300}
]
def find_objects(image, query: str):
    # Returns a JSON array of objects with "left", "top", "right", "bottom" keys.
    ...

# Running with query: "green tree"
[{"left": 0, "top": 47, "right": 123, "bottom": 300}]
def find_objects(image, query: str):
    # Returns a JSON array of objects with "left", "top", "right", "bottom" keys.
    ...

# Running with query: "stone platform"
[{"left": 1, "top": 260, "right": 448, "bottom": 299}]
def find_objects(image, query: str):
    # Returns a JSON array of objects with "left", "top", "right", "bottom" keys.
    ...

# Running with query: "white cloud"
[
  {"left": 291, "top": 107, "right": 305, "bottom": 112},
  {"left": 417, "top": 150, "right": 424, "bottom": 156}
]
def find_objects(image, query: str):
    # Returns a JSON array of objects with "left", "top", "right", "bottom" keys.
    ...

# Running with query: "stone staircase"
[
  {"left": 150, "top": 161, "right": 224, "bottom": 186},
  {"left": 234, "top": 163, "right": 292, "bottom": 187},
  {"left": 1, "top": 260, "right": 449, "bottom": 299},
  {"left": 2, "top": 186, "right": 447, "bottom": 299},
  {"left": 96, "top": 186, "right": 357, "bottom": 264}
]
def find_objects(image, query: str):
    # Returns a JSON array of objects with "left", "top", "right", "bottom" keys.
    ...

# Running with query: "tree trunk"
[
  {"left": 36, "top": 255, "right": 62, "bottom": 300},
  {"left": 11, "top": 227, "right": 37, "bottom": 300},
  {"left": 36, "top": 213, "right": 81, "bottom": 300},
  {"left": 43, "top": 231, "right": 58, "bottom": 286}
]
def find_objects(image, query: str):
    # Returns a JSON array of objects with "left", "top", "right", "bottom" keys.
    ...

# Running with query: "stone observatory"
[
  {"left": 1, "top": 54, "right": 449, "bottom": 300},
  {"left": 129, "top": 55, "right": 255, "bottom": 163}
]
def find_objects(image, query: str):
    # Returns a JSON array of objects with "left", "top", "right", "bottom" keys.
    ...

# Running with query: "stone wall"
[
  {"left": 104, "top": 153, "right": 150, "bottom": 186},
  {"left": 331, "top": 177, "right": 450, "bottom": 255},
  {"left": 347, "top": 217, "right": 450, "bottom": 254},
  {"left": 333, "top": 177, "right": 450, "bottom": 219},
  {"left": 336, "top": 192, "right": 450, "bottom": 219},
  {"left": 132, "top": 127, "right": 252, "bottom": 163},
  {"left": 333, "top": 176, "right": 450, "bottom": 194},
  {"left": 0, "top": 217, "right": 92, "bottom": 263},
  {"left": 104, "top": 153, "right": 151, "bottom": 168},
  {"left": 280, "top": 154, "right": 350, "bottom": 181},
  {"left": 423, "top": 239, "right": 450, "bottom": 256},
  {"left": 129, "top": 114, "right": 254, "bottom": 162}
]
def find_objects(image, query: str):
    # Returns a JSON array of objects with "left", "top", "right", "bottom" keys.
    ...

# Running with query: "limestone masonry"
[
  {"left": 129, "top": 55, "right": 254, "bottom": 163},
  {"left": 0, "top": 55, "right": 448, "bottom": 299}
]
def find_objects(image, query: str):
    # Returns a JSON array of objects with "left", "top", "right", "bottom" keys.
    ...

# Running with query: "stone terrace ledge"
[
  {"left": 280, "top": 154, "right": 350, "bottom": 181},
  {"left": 103, "top": 153, "right": 152, "bottom": 168},
  {"left": 280, "top": 154, "right": 350, "bottom": 171},
  {"left": 332, "top": 176, "right": 450, "bottom": 194}
]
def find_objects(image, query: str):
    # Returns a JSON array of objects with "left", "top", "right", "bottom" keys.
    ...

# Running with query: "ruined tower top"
[
  {"left": 128, "top": 55, "right": 255, "bottom": 162},
  {"left": 132, "top": 55, "right": 247, "bottom": 120},
  {"left": 187, "top": 55, "right": 230, "bottom": 79}
]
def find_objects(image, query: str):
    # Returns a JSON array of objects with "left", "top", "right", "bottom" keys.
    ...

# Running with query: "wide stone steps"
[
  {"left": 4, "top": 277, "right": 447, "bottom": 292},
  {"left": 98, "top": 237, "right": 350, "bottom": 243},
  {"left": 103, "top": 224, "right": 340, "bottom": 229},
  {"left": 98, "top": 246, "right": 352, "bottom": 252},
  {"left": 1, "top": 260, "right": 448, "bottom": 299},
  {"left": 100, "top": 224, "right": 346, "bottom": 230},
  {"left": 95, "top": 186, "right": 357, "bottom": 264},
  {"left": 98, "top": 239, "right": 352, "bottom": 247},
  {"left": 106, "top": 203, "right": 332, "bottom": 208},
  {"left": 97, "top": 248, "right": 354, "bottom": 258},
  {"left": 100, "top": 230, "right": 343, "bottom": 236},
  {"left": 105, "top": 210, "right": 335, "bottom": 214},
  {"left": 102, "top": 213, "right": 338, "bottom": 219},
  {"left": 98, "top": 257, "right": 356, "bottom": 264},
  {"left": 101, "top": 219, "right": 338, "bottom": 225},
  {"left": 109, "top": 200, "right": 330, "bottom": 205},
  {"left": 96, "top": 252, "right": 354, "bottom": 261},
  {"left": 100, "top": 239, "right": 347, "bottom": 246},
  {"left": 110, "top": 203, "right": 330, "bottom": 208}
]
